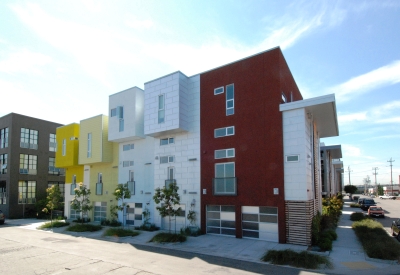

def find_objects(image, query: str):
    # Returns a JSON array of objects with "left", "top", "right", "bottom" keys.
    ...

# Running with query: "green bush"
[
  {"left": 37, "top": 221, "right": 70, "bottom": 229},
  {"left": 67, "top": 224, "right": 102, "bottom": 232},
  {"left": 180, "top": 226, "right": 202, "bottom": 237},
  {"left": 350, "top": 203, "right": 360, "bottom": 208},
  {"left": 135, "top": 223, "right": 159, "bottom": 232},
  {"left": 104, "top": 228, "right": 139, "bottom": 237},
  {"left": 318, "top": 237, "right": 333, "bottom": 251},
  {"left": 350, "top": 212, "right": 367, "bottom": 221},
  {"left": 324, "top": 229, "right": 337, "bottom": 241},
  {"left": 101, "top": 219, "right": 121, "bottom": 227},
  {"left": 261, "top": 249, "right": 332, "bottom": 269},
  {"left": 150, "top": 232, "right": 186, "bottom": 243},
  {"left": 311, "top": 212, "right": 322, "bottom": 245},
  {"left": 352, "top": 219, "right": 400, "bottom": 260}
]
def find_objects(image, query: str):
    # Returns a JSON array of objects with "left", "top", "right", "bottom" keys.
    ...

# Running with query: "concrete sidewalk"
[{"left": 4, "top": 201, "right": 399, "bottom": 275}]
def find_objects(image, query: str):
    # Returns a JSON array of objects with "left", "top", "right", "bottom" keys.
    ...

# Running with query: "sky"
[{"left": 0, "top": 0, "right": 399, "bottom": 187}]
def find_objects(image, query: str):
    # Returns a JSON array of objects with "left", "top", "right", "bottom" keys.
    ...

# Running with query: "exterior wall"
[
  {"left": 200, "top": 48, "right": 302, "bottom": 243},
  {"left": 144, "top": 71, "right": 191, "bottom": 137},
  {"left": 55, "top": 123, "right": 80, "bottom": 168},
  {"left": 146, "top": 74, "right": 201, "bottom": 230},
  {"left": 0, "top": 113, "right": 64, "bottom": 218},
  {"left": 79, "top": 115, "right": 113, "bottom": 164},
  {"left": 108, "top": 87, "right": 145, "bottom": 142}
]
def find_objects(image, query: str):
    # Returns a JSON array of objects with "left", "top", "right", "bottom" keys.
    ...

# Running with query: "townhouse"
[{"left": 0, "top": 113, "right": 65, "bottom": 218}]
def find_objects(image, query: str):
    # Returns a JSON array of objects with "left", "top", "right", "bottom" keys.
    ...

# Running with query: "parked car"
[
  {"left": 391, "top": 218, "right": 400, "bottom": 241},
  {"left": 359, "top": 199, "right": 376, "bottom": 211},
  {"left": 358, "top": 198, "right": 365, "bottom": 205},
  {"left": 0, "top": 210, "right": 4, "bottom": 225},
  {"left": 367, "top": 206, "right": 385, "bottom": 218},
  {"left": 379, "top": 194, "right": 396, "bottom": 200}
]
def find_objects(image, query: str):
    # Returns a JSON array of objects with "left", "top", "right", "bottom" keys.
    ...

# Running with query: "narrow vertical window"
[
  {"left": 49, "top": 133, "right": 57, "bottom": 152},
  {"left": 96, "top": 173, "right": 103, "bottom": 195},
  {"left": 0, "top": 128, "right": 9, "bottom": 148},
  {"left": 118, "top": 106, "right": 124, "bottom": 132},
  {"left": 158, "top": 94, "right": 165, "bottom": 124},
  {"left": 128, "top": 170, "right": 135, "bottom": 194},
  {"left": 62, "top": 139, "right": 66, "bottom": 156},
  {"left": 226, "top": 84, "right": 234, "bottom": 115},
  {"left": 70, "top": 175, "right": 76, "bottom": 195},
  {"left": 87, "top": 133, "right": 92, "bottom": 158}
]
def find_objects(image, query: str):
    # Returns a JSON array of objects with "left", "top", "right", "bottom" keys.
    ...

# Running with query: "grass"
[
  {"left": 104, "top": 228, "right": 140, "bottom": 237},
  {"left": 261, "top": 249, "right": 332, "bottom": 269},
  {"left": 67, "top": 224, "right": 103, "bottom": 232},
  {"left": 37, "top": 221, "right": 70, "bottom": 229},
  {"left": 150, "top": 232, "right": 187, "bottom": 243},
  {"left": 352, "top": 218, "right": 400, "bottom": 260}
]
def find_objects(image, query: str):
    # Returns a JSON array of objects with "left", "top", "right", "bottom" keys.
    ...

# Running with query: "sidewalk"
[{"left": 5, "top": 201, "right": 399, "bottom": 275}]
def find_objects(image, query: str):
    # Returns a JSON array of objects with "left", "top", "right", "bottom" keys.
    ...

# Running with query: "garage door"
[
  {"left": 126, "top": 203, "right": 143, "bottom": 225},
  {"left": 242, "top": 206, "right": 278, "bottom": 242},
  {"left": 206, "top": 205, "right": 236, "bottom": 236}
]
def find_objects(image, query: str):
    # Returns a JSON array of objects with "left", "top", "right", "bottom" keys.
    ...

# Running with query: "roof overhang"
[
  {"left": 322, "top": 144, "right": 342, "bottom": 159},
  {"left": 280, "top": 94, "right": 339, "bottom": 138}
]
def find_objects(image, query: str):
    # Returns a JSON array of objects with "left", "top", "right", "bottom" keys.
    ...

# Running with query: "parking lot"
[{"left": 349, "top": 194, "right": 400, "bottom": 236}]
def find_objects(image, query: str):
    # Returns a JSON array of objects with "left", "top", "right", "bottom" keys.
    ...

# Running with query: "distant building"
[{"left": 0, "top": 113, "right": 65, "bottom": 218}]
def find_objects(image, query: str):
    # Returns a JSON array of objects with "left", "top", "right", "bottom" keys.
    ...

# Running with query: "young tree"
[
  {"left": 344, "top": 185, "right": 358, "bottom": 196},
  {"left": 113, "top": 183, "right": 131, "bottom": 226},
  {"left": 153, "top": 182, "right": 181, "bottom": 233},
  {"left": 71, "top": 183, "right": 93, "bottom": 224},
  {"left": 42, "top": 185, "right": 63, "bottom": 226}
]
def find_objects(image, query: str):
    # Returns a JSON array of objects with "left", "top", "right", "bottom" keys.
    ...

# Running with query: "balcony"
[
  {"left": 213, "top": 177, "right": 237, "bottom": 195},
  {"left": 165, "top": 179, "right": 177, "bottom": 188}
]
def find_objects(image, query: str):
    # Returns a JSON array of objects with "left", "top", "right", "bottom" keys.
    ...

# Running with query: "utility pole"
[
  {"left": 372, "top": 167, "right": 379, "bottom": 195},
  {"left": 387, "top": 158, "right": 395, "bottom": 195},
  {"left": 347, "top": 166, "right": 353, "bottom": 185}
]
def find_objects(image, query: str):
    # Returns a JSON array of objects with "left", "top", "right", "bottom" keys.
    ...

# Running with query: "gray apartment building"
[{"left": 0, "top": 113, "right": 65, "bottom": 218}]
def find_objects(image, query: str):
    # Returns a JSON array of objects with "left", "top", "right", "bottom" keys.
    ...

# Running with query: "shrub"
[
  {"left": 101, "top": 219, "right": 121, "bottom": 227},
  {"left": 38, "top": 221, "right": 70, "bottom": 229},
  {"left": 318, "top": 238, "right": 333, "bottom": 251},
  {"left": 150, "top": 232, "right": 186, "bottom": 243},
  {"left": 311, "top": 212, "right": 322, "bottom": 245},
  {"left": 135, "top": 223, "right": 159, "bottom": 232},
  {"left": 352, "top": 219, "right": 400, "bottom": 260},
  {"left": 67, "top": 224, "right": 102, "bottom": 232},
  {"left": 350, "top": 203, "right": 360, "bottom": 208},
  {"left": 104, "top": 228, "right": 139, "bottom": 237},
  {"left": 180, "top": 226, "right": 202, "bottom": 237},
  {"left": 350, "top": 212, "right": 367, "bottom": 221},
  {"left": 73, "top": 217, "right": 91, "bottom": 223},
  {"left": 261, "top": 249, "right": 332, "bottom": 269}
]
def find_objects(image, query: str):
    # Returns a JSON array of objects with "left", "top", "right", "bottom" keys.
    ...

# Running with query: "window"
[
  {"left": 214, "top": 86, "right": 224, "bottom": 95},
  {"left": 286, "top": 155, "right": 299, "bottom": 162},
  {"left": 62, "top": 139, "right": 66, "bottom": 156},
  {"left": 123, "top": 161, "right": 134, "bottom": 167},
  {"left": 49, "top": 133, "right": 57, "bottom": 152},
  {"left": 49, "top": 157, "right": 65, "bottom": 175},
  {"left": 96, "top": 173, "right": 103, "bottom": 195},
  {"left": 158, "top": 94, "right": 165, "bottom": 124},
  {"left": 118, "top": 106, "right": 124, "bottom": 132},
  {"left": 226, "top": 84, "right": 234, "bottom": 115},
  {"left": 123, "top": 144, "right": 134, "bottom": 151},
  {"left": 214, "top": 162, "right": 236, "bottom": 195},
  {"left": 110, "top": 108, "right": 117, "bottom": 117},
  {"left": 70, "top": 175, "right": 77, "bottom": 195},
  {"left": 19, "top": 154, "right": 37, "bottom": 175},
  {"left": 87, "top": 133, "right": 92, "bottom": 158},
  {"left": 0, "top": 154, "right": 7, "bottom": 174},
  {"left": 215, "top": 148, "right": 235, "bottom": 159},
  {"left": 214, "top": 126, "right": 235, "bottom": 138},
  {"left": 160, "top": 137, "right": 174, "bottom": 146},
  {"left": 18, "top": 181, "right": 36, "bottom": 204},
  {"left": 128, "top": 170, "right": 135, "bottom": 194},
  {"left": 165, "top": 167, "right": 176, "bottom": 188},
  {"left": 0, "top": 128, "right": 8, "bottom": 148},
  {"left": 0, "top": 183, "right": 6, "bottom": 205},
  {"left": 20, "top": 128, "right": 38, "bottom": 149},
  {"left": 281, "top": 93, "right": 287, "bottom": 103},
  {"left": 160, "top": 156, "right": 174, "bottom": 164}
]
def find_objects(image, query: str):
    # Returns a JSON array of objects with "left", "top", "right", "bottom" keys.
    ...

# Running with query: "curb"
[{"left": 365, "top": 255, "right": 399, "bottom": 265}]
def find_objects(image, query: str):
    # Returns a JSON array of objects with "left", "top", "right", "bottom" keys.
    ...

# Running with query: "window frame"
[
  {"left": 214, "top": 86, "right": 224, "bottom": 95},
  {"left": 226, "top": 84, "right": 234, "bottom": 116},
  {"left": 160, "top": 137, "right": 174, "bottom": 146},
  {"left": 214, "top": 126, "right": 235, "bottom": 138},
  {"left": 87, "top": 133, "right": 92, "bottom": 158},
  {"left": 160, "top": 155, "right": 174, "bottom": 164},
  {"left": 215, "top": 148, "right": 235, "bottom": 159},
  {"left": 158, "top": 94, "right": 165, "bottom": 124},
  {"left": 286, "top": 155, "right": 300, "bottom": 162}
]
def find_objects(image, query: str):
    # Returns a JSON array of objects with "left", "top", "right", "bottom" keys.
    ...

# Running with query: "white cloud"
[
  {"left": 342, "top": 144, "right": 361, "bottom": 157},
  {"left": 0, "top": 49, "right": 52, "bottom": 75},
  {"left": 338, "top": 112, "right": 367, "bottom": 124},
  {"left": 125, "top": 19, "right": 154, "bottom": 30},
  {"left": 332, "top": 60, "right": 400, "bottom": 102}
]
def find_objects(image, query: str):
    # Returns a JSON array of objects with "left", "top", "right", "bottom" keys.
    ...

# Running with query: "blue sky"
[{"left": 1, "top": 0, "right": 399, "bottom": 186}]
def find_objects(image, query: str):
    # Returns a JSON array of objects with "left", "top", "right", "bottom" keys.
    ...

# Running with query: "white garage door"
[{"left": 242, "top": 206, "right": 278, "bottom": 242}]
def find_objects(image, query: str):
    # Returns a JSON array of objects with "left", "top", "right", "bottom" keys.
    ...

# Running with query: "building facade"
[{"left": 0, "top": 113, "right": 65, "bottom": 218}]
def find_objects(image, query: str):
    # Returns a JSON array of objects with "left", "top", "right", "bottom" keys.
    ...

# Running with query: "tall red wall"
[{"left": 200, "top": 47, "right": 302, "bottom": 243}]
